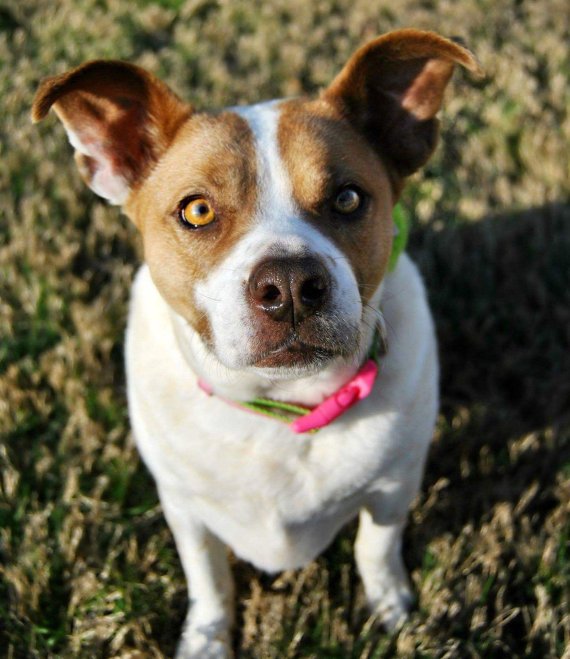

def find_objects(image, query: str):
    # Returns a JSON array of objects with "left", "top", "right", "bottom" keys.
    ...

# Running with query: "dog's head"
[{"left": 32, "top": 30, "right": 480, "bottom": 377}]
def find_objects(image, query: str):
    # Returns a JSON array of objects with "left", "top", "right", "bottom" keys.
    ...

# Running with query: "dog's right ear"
[{"left": 32, "top": 61, "right": 192, "bottom": 205}]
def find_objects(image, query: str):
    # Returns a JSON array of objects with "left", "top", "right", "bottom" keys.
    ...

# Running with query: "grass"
[{"left": 1, "top": 0, "right": 569, "bottom": 656}]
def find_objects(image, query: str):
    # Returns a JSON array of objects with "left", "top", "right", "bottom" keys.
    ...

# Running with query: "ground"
[{"left": 0, "top": 0, "right": 569, "bottom": 657}]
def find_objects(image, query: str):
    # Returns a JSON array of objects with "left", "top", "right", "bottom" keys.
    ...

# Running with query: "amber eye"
[
  {"left": 333, "top": 186, "right": 362, "bottom": 215},
  {"left": 179, "top": 197, "right": 216, "bottom": 228}
]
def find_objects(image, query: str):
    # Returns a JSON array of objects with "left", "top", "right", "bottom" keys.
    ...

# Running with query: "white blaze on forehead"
[
  {"left": 231, "top": 100, "right": 340, "bottom": 254},
  {"left": 232, "top": 101, "right": 296, "bottom": 225},
  {"left": 232, "top": 100, "right": 362, "bottom": 265}
]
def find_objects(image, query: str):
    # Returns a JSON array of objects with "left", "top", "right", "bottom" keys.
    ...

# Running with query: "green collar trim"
[{"left": 388, "top": 203, "right": 410, "bottom": 272}]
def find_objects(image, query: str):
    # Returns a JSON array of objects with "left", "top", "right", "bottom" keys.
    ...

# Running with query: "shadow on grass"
[
  {"left": 400, "top": 201, "right": 570, "bottom": 656},
  {"left": 414, "top": 202, "right": 569, "bottom": 535}
]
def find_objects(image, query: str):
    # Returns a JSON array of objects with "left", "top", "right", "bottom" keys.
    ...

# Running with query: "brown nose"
[{"left": 248, "top": 257, "right": 331, "bottom": 324}]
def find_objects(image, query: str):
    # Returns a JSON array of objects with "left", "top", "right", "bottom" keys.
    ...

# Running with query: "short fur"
[{"left": 33, "top": 29, "right": 481, "bottom": 658}]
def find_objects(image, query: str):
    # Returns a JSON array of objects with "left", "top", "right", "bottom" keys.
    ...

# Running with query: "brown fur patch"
[
  {"left": 277, "top": 98, "right": 395, "bottom": 304},
  {"left": 124, "top": 111, "right": 258, "bottom": 340}
]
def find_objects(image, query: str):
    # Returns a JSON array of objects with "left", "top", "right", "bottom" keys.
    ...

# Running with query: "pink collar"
[{"left": 198, "top": 358, "right": 379, "bottom": 434}]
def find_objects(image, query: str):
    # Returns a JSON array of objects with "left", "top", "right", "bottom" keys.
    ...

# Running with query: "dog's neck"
[{"left": 170, "top": 279, "right": 385, "bottom": 407}]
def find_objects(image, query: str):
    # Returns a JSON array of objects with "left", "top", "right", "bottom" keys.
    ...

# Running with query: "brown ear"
[
  {"left": 32, "top": 60, "right": 191, "bottom": 204},
  {"left": 323, "top": 29, "right": 483, "bottom": 177}
]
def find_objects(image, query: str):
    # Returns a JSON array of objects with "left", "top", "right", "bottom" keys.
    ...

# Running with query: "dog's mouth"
[{"left": 250, "top": 333, "right": 349, "bottom": 369}]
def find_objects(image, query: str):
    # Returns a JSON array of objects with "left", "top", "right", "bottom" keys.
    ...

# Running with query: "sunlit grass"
[{"left": 1, "top": 0, "right": 568, "bottom": 656}]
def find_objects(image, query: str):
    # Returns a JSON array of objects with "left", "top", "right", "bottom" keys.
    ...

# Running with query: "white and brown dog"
[{"left": 33, "top": 30, "right": 480, "bottom": 657}]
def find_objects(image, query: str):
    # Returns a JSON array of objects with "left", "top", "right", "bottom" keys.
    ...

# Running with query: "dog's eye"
[
  {"left": 179, "top": 197, "right": 216, "bottom": 228},
  {"left": 333, "top": 186, "right": 362, "bottom": 215}
]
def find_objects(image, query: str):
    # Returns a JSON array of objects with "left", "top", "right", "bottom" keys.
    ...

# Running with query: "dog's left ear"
[
  {"left": 323, "top": 29, "right": 483, "bottom": 177},
  {"left": 32, "top": 60, "right": 191, "bottom": 204}
]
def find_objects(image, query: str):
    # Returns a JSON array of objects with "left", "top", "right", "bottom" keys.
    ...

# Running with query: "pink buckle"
[{"left": 290, "top": 359, "right": 378, "bottom": 434}]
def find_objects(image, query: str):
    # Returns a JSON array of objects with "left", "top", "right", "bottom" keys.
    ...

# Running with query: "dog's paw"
[
  {"left": 366, "top": 571, "right": 414, "bottom": 631},
  {"left": 175, "top": 620, "right": 233, "bottom": 659}
]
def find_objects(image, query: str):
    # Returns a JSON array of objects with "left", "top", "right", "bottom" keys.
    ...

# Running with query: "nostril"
[
  {"left": 261, "top": 284, "right": 281, "bottom": 303},
  {"left": 301, "top": 276, "right": 327, "bottom": 305}
]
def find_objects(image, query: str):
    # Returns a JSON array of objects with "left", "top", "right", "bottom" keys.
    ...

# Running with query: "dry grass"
[{"left": 1, "top": 0, "right": 569, "bottom": 657}]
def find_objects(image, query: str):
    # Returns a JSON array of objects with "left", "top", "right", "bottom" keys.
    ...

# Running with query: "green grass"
[{"left": 1, "top": 0, "right": 569, "bottom": 657}]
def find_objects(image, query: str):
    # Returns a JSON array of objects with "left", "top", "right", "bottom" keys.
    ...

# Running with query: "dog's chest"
[
  {"left": 130, "top": 377, "right": 389, "bottom": 569},
  {"left": 132, "top": 379, "right": 386, "bottom": 516}
]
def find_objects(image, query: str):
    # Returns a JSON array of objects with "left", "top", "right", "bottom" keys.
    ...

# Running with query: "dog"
[{"left": 33, "top": 29, "right": 481, "bottom": 657}]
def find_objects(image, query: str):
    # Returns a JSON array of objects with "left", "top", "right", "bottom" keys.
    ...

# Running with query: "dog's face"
[
  {"left": 128, "top": 99, "right": 393, "bottom": 373},
  {"left": 32, "top": 30, "right": 480, "bottom": 375}
]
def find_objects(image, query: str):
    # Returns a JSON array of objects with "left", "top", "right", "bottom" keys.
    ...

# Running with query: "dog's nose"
[{"left": 248, "top": 257, "right": 331, "bottom": 323}]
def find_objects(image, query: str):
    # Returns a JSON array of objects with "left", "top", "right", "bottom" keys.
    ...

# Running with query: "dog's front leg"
[
  {"left": 354, "top": 508, "right": 413, "bottom": 631},
  {"left": 160, "top": 494, "right": 234, "bottom": 659}
]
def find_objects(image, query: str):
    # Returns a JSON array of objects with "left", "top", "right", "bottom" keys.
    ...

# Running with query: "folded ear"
[
  {"left": 32, "top": 60, "right": 192, "bottom": 204},
  {"left": 323, "top": 29, "right": 483, "bottom": 177}
]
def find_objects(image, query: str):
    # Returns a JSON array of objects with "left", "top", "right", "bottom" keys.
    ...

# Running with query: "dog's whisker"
[{"left": 196, "top": 292, "right": 222, "bottom": 303}]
